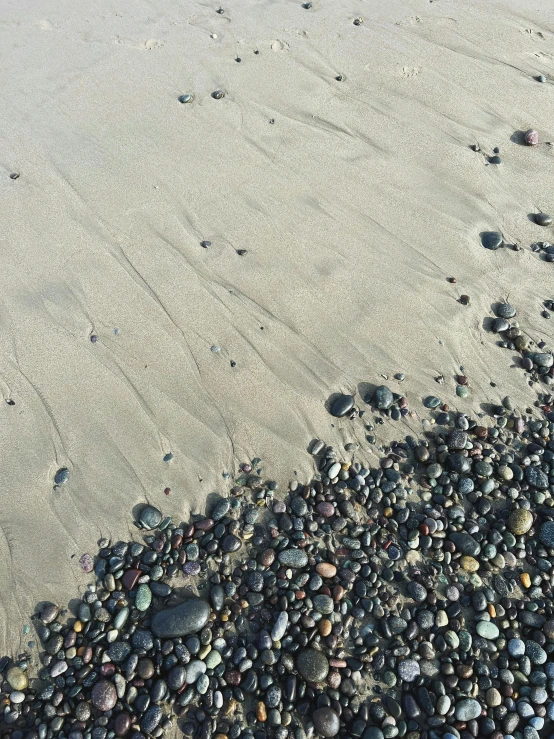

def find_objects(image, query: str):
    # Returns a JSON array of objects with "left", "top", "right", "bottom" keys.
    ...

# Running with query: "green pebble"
[
  {"left": 456, "top": 385, "right": 469, "bottom": 398},
  {"left": 204, "top": 650, "right": 223, "bottom": 669},
  {"left": 135, "top": 584, "right": 152, "bottom": 612}
]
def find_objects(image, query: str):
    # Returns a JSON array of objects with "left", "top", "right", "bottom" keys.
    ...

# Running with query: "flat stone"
[
  {"left": 296, "top": 649, "right": 329, "bottom": 683},
  {"left": 331, "top": 394, "right": 355, "bottom": 417},
  {"left": 476, "top": 621, "right": 499, "bottom": 640},
  {"left": 495, "top": 302, "right": 516, "bottom": 318},
  {"left": 139, "top": 505, "right": 162, "bottom": 530},
  {"left": 526, "top": 466, "right": 549, "bottom": 490},
  {"left": 121, "top": 569, "right": 141, "bottom": 591},
  {"left": 450, "top": 532, "right": 480, "bottom": 556},
  {"left": 455, "top": 698, "right": 482, "bottom": 721},
  {"left": 278, "top": 549, "right": 308, "bottom": 568},
  {"left": 534, "top": 213, "right": 553, "bottom": 226},
  {"left": 151, "top": 599, "right": 210, "bottom": 638},
  {"left": 272, "top": 612, "right": 289, "bottom": 641}
]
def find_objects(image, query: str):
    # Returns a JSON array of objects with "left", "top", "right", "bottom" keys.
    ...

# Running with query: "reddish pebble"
[
  {"left": 224, "top": 670, "right": 241, "bottom": 686},
  {"left": 524, "top": 128, "right": 539, "bottom": 145},
  {"left": 164, "top": 487, "right": 171, "bottom": 496},
  {"left": 316, "top": 563, "right": 337, "bottom": 578},
  {"left": 329, "top": 658, "right": 347, "bottom": 668},
  {"left": 259, "top": 549, "right": 276, "bottom": 566},
  {"left": 295, "top": 591, "right": 306, "bottom": 599},
  {"left": 114, "top": 712, "right": 132, "bottom": 736},
  {"left": 100, "top": 663, "right": 116, "bottom": 677},
  {"left": 332, "top": 585, "right": 345, "bottom": 601},
  {"left": 327, "top": 671, "right": 341, "bottom": 688},
  {"left": 121, "top": 569, "right": 141, "bottom": 591}
]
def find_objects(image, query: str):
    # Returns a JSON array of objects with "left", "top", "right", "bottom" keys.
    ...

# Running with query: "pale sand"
[{"left": 0, "top": 0, "right": 553, "bottom": 654}]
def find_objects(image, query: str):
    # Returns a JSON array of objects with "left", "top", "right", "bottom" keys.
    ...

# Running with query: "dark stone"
[
  {"left": 331, "top": 395, "right": 355, "bottom": 417},
  {"left": 151, "top": 600, "right": 211, "bottom": 638}
]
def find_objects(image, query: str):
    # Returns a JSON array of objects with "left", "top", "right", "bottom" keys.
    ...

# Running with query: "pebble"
[
  {"left": 312, "top": 707, "right": 340, "bottom": 737},
  {"left": 54, "top": 468, "right": 70, "bottom": 485},
  {"left": 151, "top": 599, "right": 211, "bottom": 638},
  {"left": 534, "top": 213, "right": 553, "bottom": 226},
  {"left": 139, "top": 505, "right": 162, "bottom": 529},
  {"left": 330, "top": 394, "right": 355, "bottom": 417},
  {"left": 482, "top": 232, "right": 503, "bottom": 250},
  {"left": 508, "top": 508, "right": 533, "bottom": 535},
  {"left": 373, "top": 385, "right": 394, "bottom": 410},
  {"left": 296, "top": 649, "right": 329, "bottom": 682},
  {"left": 525, "top": 129, "right": 539, "bottom": 145},
  {"left": 91, "top": 680, "right": 117, "bottom": 711}
]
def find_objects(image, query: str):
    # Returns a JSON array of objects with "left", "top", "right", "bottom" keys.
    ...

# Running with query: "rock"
[
  {"left": 534, "top": 213, "right": 553, "bottom": 226},
  {"left": 222, "top": 534, "right": 242, "bottom": 553},
  {"left": 495, "top": 302, "right": 516, "bottom": 318},
  {"left": 540, "top": 521, "right": 554, "bottom": 547},
  {"left": 460, "top": 556, "right": 479, "bottom": 572},
  {"left": 455, "top": 699, "right": 482, "bottom": 721},
  {"left": 54, "top": 468, "right": 70, "bottom": 485},
  {"left": 482, "top": 232, "right": 503, "bottom": 250},
  {"left": 508, "top": 509, "right": 533, "bottom": 535},
  {"left": 398, "top": 659, "right": 420, "bottom": 682},
  {"left": 135, "top": 584, "right": 152, "bottom": 611},
  {"left": 315, "top": 563, "right": 337, "bottom": 578},
  {"left": 312, "top": 708, "right": 340, "bottom": 737},
  {"left": 272, "top": 612, "right": 288, "bottom": 641},
  {"left": 211, "top": 499, "right": 231, "bottom": 520},
  {"left": 296, "top": 649, "right": 329, "bottom": 682},
  {"left": 278, "top": 549, "right": 308, "bottom": 568},
  {"left": 331, "top": 394, "right": 355, "bottom": 417},
  {"left": 525, "top": 129, "right": 539, "bottom": 145},
  {"left": 373, "top": 386, "right": 394, "bottom": 410},
  {"left": 6, "top": 667, "right": 27, "bottom": 691},
  {"left": 139, "top": 505, "right": 162, "bottom": 530},
  {"left": 476, "top": 621, "right": 499, "bottom": 640},
  {"left": 91, "top": 680, "right": 117, "bottom": 711},
  {"left": 450, "top": 532, "right": 480, "bottom": 556},
  {"left": 151, "top": 599, "right": 211, "bottom": 638}
]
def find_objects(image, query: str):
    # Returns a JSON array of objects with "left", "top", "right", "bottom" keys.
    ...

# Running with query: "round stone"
[
  {"left": 424, "top": 396, "right": 441, "bottom": 409},
  {"left": 91, "top": 680, "right": 117, "bottom": 711},
  {"left": 331, "top": 394, "right": 355, "bottom": 417},
  {"left": 6, "top": 667, "right": 28, "bottom": 691},
  {"left": 398, "top": 659, "right": 420, "bottom": 682},
  {"left": 508, "top": 509, "right": 533, "bottom": 535},
  {"left": 508, "top": 638, "right": 525, "bottom": 657},
  {"left": 313, "top": 595, "right": 334, "bottom": 614},
  {"left": 482, "top": 232, "right": 503, "bottom": 250},
  {"left": 525, "top": 129, "right": 539, "bottom": 145},
  {"left": 312, "top": 708, "right": 340, "bottom": 737},
  {"left": 296, "top": 649, "right": 329, "bottom": 683},
  {"left": 460, "top": 556, "right": 479, "bottom": 572},
  {"left": 139, "top": 505, "right": 162, "bottom": 530},
  {"left": 373, "top": 386, "right": 394, "bottom": 410},
  {"left": 316, "top": 563, "right": 337, "bottom": 578}
]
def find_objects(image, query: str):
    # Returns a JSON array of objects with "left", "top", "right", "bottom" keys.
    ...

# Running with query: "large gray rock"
[{"left": 151, "top": 599, "right": 210, "bottom": 638}]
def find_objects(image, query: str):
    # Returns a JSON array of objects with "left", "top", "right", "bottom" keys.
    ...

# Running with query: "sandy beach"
[{"left": 1, "top": 0, "right": 554, "bottom": 728}]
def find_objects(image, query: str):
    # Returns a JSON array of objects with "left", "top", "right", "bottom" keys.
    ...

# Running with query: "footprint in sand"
[{"left": 271, "top": 39, "right": 290, "bottom": 52}]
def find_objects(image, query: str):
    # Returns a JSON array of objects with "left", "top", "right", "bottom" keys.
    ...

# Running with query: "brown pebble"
[
  {"left": 256, "top": 701, "right": 267, "bottom": 722},
  {"left": 316, "top": 563, "right": 337, "bottom": 578},
  {"left": 447, "top": 277, "right": 456, "bottom": 283},
  {"left": 318, "top": 619, "right": 332, "bottom": 636},
  {"left": 259, "top": 550, "right": 275, "bottom": 566},
  {"left": 459, "top": 295, "right": 470, "bottom": 305}
]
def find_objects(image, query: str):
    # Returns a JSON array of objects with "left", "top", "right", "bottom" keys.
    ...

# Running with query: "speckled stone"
[
  {"left": 508, "top": 509, "right": 533, "bottom": 535},
  {"left": 296, "top": 649, "right": 329, "bottom": 683}
]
